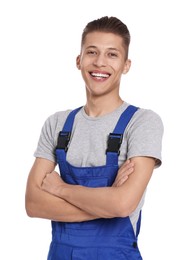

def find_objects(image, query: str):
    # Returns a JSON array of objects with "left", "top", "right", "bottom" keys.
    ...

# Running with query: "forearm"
[
  {"left": 26, "top": 186, "right": 98, "bottom": 222},
  {"left": 56, "top": 184, "right": 122, "bottom": 218}
]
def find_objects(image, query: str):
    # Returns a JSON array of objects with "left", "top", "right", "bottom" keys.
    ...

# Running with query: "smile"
[{"left": 90, "top": 72, "right": 110, "bottom": 79}]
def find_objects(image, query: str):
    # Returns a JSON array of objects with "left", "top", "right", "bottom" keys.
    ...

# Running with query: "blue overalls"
[{"left": 48, "top": 105, "right": 143, "bottom": 260}]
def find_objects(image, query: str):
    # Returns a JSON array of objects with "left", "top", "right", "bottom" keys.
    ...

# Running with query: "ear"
[
  {"left": 76, "top": 55, "right": 81, "bottom": 70},
  {"left": 123, "top": 59, "right": 131, "bottom": 74}
]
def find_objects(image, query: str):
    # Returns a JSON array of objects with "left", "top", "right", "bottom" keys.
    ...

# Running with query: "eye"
[
  {"left": 108, "top": 52, "right": 118, "bottom": 58},
  {"left": 87, "top": 50, "right": 97, "bottom": 55}
]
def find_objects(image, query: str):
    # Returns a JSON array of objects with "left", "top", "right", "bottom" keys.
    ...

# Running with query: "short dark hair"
[{"left": 81, "top": 16, "right": 131, "bottom": 59}]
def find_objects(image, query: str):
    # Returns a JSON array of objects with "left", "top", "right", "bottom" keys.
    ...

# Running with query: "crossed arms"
[{"left": 25, "top": 156, "right": 155, "bottom": 222}]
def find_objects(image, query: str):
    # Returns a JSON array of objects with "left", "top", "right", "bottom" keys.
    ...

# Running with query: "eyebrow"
[{"left": 86, "top": 46, "right": 120, "bottom": 52}]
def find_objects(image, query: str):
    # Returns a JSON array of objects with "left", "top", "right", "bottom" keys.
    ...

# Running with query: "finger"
[
  {"left": 114, "top": 169, "right": 132, "bottom": 186},
  {"left": 119, "top": 161, "right": 134, "bottom": 172},
  {"left": 114, "top": 167, "right": 134, "bottom": 186},
  {"left": 114, "top": 161, "right": 134, "bottom": 185},
  {"left": 115, "top": 175, "right": 129, "bottom": 187},
  {"left": 118, "top": 165, "right": 134, "bottom": 177},
  {"left": 123, "top": 160, "right": 134, "bottom": 169}
]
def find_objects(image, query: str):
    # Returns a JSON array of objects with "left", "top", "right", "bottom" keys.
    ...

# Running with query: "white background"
[{"left": 0, "top": 0, "right": 190, "bottom": 259}]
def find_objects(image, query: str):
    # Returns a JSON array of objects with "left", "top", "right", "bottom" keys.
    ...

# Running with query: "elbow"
[
  {"left": 25, "top": 205, "right": 34, "bottom": 218},
  {"left": 114, "top": 199, "right": 136, "bottom": 218},
  {"left": 25, "top": 196, "right": 37, "bottom": 218},
  {"left": 25, "top": 202, "right": 34, "bottom": 218},
  {"left": 25, "top": 207, "right": 34, "bottom": 218},
  {"left": 118, "top": 207, "right": 135, "bottom": 218}
]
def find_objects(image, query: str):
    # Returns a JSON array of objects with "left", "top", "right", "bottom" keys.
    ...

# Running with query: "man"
[{"left": 25, "top": 16, "right": 163, "bottom": 259}]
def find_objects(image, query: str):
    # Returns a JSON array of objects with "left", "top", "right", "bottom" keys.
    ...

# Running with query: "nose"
[{"left": 93, "top": 53, "right": 106, "bottom": 67}]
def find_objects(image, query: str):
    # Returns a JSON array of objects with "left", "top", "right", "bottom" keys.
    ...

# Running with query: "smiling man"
[{"left": 25, "top": 16, "right": 163, "bottom": 260}]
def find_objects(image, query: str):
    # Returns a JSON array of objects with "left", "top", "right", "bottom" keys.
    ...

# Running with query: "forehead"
[{"left": 82, "top": 31, "right": 124, "bottom": 51}]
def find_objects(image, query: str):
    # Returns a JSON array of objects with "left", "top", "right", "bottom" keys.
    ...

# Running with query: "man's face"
[{"left": 76, "top": 31, "right": 131, "bottom": 97}]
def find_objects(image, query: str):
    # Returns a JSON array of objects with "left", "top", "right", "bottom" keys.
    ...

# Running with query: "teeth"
[{"left": 91, "top": 73, "right": 109, "bottom": 78}]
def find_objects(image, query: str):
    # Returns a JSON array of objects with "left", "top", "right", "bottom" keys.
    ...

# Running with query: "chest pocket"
[{"left": 62, "top": 164, "right": 118, "bottom": 187}]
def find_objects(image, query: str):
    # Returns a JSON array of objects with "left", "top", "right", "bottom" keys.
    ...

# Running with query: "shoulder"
[
  {"left": 131, "top": 106, "right": 164, "bottom": 132},
  {"left": 43, "top": 109, "right": 72, "bottom": 131},
  {"left": 137, "top": 107, "right": 162, "bottom": 121},
  {"left": 125, "top": 106, "right": 164, "bottom": 167},
  {"left": 40, "top": 109, "right": 73, "bottom": 146}
]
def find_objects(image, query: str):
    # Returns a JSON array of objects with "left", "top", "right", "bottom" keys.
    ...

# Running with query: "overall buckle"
[
  {"left": 106, "top": 133, "right": 123, "bottom": 155},
  {"left": 56, "top": 131, "right": 71, "bottom": 152}
]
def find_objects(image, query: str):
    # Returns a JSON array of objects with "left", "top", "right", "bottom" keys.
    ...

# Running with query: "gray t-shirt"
[{"left": 34, "top": 102, "right": 164, "bottom": 234}]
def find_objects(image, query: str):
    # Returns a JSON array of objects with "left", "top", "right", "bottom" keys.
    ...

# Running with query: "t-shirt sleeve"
[
  {"left": 127, "top": 109, "right": 164, "bottom": 168},
  {"left": 33, "top": 113, "right": 58, "bottom": 162}
]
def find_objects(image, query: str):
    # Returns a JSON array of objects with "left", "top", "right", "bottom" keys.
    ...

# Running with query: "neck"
[{"left": 84, "top": 95, "right": 124, "bottom": 117}]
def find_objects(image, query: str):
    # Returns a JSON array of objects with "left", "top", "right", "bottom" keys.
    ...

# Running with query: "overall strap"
[
  {"left": 55, "top": 106, "right": 82, "bottom": 163},
  {"left": 106, "top": 105, "right": 139, "bottom": 166},
  {"left": 62, "top": 106, "right": 83, "bottom": 132}
]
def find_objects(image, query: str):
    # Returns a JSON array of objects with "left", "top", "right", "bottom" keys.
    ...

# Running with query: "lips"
[{"left": 89, "top": 71, "right": 111, "bottom": 80}]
